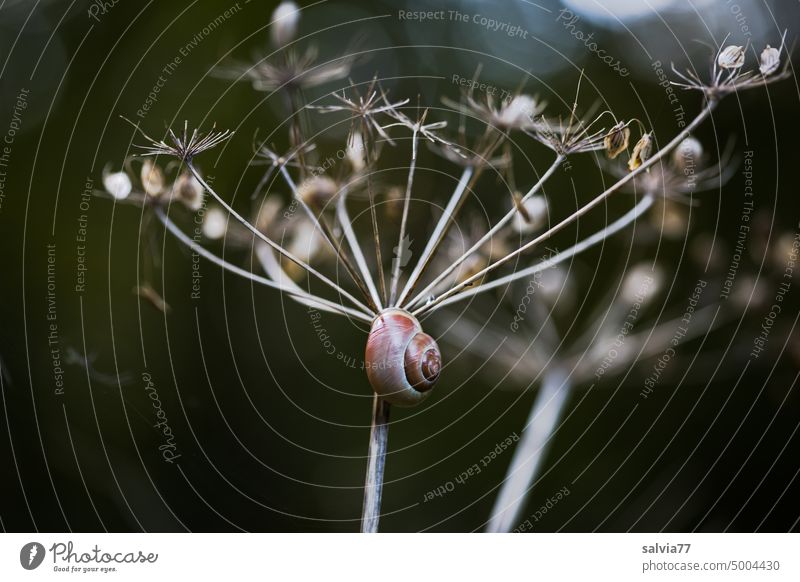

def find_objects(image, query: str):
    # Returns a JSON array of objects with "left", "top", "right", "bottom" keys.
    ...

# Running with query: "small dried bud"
[
  {"left": 140, "top": 159, "right": 165, "bottom": 197},
  {"left": 102, "top": 168, "right": 132, "bottom": 200},
  {"left": 717, "top": 45, "right": 745, "bottom": 70},
  {"left": 759, "top": 45, "right": 781, "bottom": 76},
  {"left": 346, "top": 131, "right": 366, "bottom": 172},
  {"left": 621, "top": 264, "right": 662, "bottom": 305},
  {"left": 497, "top": 95, "right": 539, "bottom": 129},
  {"left": 672, "top": 136, "right": 703, "bottom": 171},
  {"left": 297, "top": 176, "right": 339, "bottom": 208},
  {"left": 270, "top": 2, "right": 300, "bottom": 48},
  {"left": 174, "top": 171, "right": 204, "bottom": 211},
  {"left": 384, "top": 186, "right": 404, "bottom": 220},
  {"left": 256, "top": 197, "right": 282, "bottom": 233},
  {"left": 604, "top": 122, "right": 631, "bottom": 159},
  {"left": 628, "top": 132, "right": 653, "bottom": 171},
  {"left": 202, "top": 207, "right": 228, "bottom": 240},
  {"left": 512, "top": 194, "right": 548, "bottom": 234},
  {"left": 285, "top": 220, "right": 322, "bottom": 280}
]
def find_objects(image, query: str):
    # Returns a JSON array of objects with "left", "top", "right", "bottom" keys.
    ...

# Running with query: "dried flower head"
[
  {"left": 128, "top": 119, "right": 234, "bottom": 162},
  {"left": 671, "top": 31, "right": 790, "bottom": 98}
]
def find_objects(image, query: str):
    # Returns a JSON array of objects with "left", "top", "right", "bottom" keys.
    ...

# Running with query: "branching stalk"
[{"left": 487, "top": 367, "right": 571, "bottom": 533}]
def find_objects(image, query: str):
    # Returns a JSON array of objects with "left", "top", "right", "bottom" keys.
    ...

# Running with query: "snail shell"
[{"left": 364, "top": 309, "right": 442, "bottom": 407}]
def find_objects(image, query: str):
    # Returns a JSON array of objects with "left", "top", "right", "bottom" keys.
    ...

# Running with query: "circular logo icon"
[{"left": 20, "top": 542, "right": 45, "bottom": 570}]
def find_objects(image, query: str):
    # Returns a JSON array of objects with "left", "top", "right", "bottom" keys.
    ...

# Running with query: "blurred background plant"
[{"left": 0, "top": 0, "right": 798, "bottom": 533}]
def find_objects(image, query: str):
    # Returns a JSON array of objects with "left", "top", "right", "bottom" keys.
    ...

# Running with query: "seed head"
[
  {"left": 717, "top": 45, "right": 745, "bottom": 70},
  {"left": 759, "top": 45, "right": 781, "bottom": 76}
]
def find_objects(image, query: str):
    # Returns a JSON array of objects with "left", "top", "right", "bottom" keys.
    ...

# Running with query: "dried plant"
[{"left": 99, "top": 5, "right": 790, "bottom": 532}]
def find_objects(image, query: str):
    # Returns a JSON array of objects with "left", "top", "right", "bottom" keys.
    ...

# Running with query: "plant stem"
[
  {"left": 361, "top": 396, "right": 391, "bottom": 533},
  {"left": 487, "top": 367, "right": 570, "bottom": 533}
]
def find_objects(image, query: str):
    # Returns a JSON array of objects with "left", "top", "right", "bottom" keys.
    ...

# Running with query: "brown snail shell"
[{"left": 364, "top": 309, "right": 441, "bottom": 406}]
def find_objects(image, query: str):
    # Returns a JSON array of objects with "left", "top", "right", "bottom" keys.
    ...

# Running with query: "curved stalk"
[
  {"left": 155, "top": 207, "right": 373, "bottom": 323},
  {"left": 405, "top": 155, "right": 564, "bottom": 310},
  {"left": 419, "top": 193, "right": 654, "bottom": 314},
  {"left": 487, "top": 367, "right": 571, "bottom": 533},
  {"left": 185, "top": 162, "right": 374, "bottom": 316}
]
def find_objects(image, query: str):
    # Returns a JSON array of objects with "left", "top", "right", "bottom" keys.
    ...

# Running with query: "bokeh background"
[{"left": 1, "top": 0, "right": 798, "bottom": 532}]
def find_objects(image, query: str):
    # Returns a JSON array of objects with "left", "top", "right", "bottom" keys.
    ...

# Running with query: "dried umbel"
[{"left": 99, "top": 12, "right": 790, "bottom": 533}]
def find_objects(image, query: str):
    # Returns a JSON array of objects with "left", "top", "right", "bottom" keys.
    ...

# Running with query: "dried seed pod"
[
  {"left": 604, "top": 121, "right": 631, "bottom": 159},
  {"left": 365, "top": 309, "right": 441, "bottom": 406},
  {"left": 718, "top": 45, "right": 745, "bottom": 70},
  {"left": 202, "top": 207, "right": 228, "bottom": 240},
  {"left": 628, "top": 132, "right": 653, "bottom": 171},
  {"left": 512, "top": 194, "right": 548, "bottom": 234},
  {"left": 671, "top": 136, "right": 703, "bottom": 172},
  {"left": 102, "top": 168, "right": 132, "bottom": 200},
  {"left": 174, "top": 171, "right": 204, "bottom": 211},
  {"left": 759, "top": 45, "right": 781, "bottom": 76},
  {"left": 140, "top": 159, "right": 165, "bottom": 197},
  {"left": 297, "top": 176, "right": 339, "bottom": 208}
]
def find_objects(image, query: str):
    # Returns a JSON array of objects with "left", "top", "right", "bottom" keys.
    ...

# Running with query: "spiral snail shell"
[{"left": 364, "top": 309, "right": 442, "bottom": 407}]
